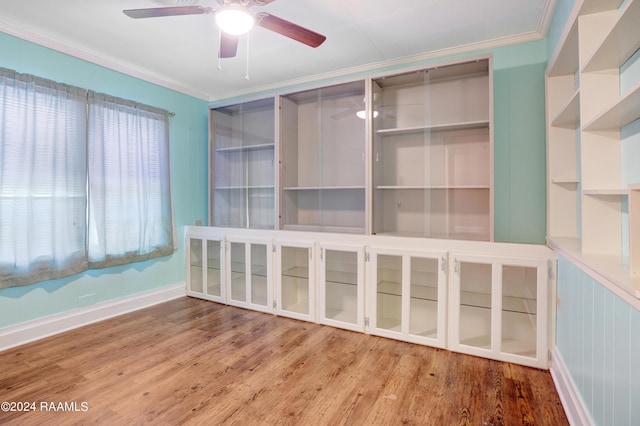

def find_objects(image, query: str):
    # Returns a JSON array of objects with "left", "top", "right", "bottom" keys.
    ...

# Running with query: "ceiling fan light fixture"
[
  {"left": 215, "top": 5, "right": 255, "bottom": 36},
  {"left": 356, "top": 110, "right": 379, "bottom": 119}
]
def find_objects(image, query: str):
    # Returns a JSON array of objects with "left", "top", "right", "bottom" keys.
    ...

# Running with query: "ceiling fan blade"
[
  {"left": 219, "top": 32, "right": 239, "bottom": 58},
  {"left": 123, "top": 6, "right": 211, "bottom": 19},
  {"left": 256, "top": 13, "right": 326, "bottom": 48},
  {"left": 250, "top": 0, "right": 279, "bottom": 4}
]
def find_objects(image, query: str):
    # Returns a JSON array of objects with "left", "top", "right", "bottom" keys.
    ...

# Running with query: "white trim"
[
  {"left": 538, "top": 0, "right": 559, "bottom": 36},
  {"left": 0, "top": 19, "right": 543, "bottom": 102},
  {"left": 0, "top": 22, "right": 210, "bottom": 101},
  {"left": 0, "top": 283, "right": 186, "bottom": 353},
  {"left": 550, "top": 348, "right": 594, "bottom": 426},
  {"left": 210, "top": 31, "right": 543, "bottom": 102},
  {"left": 550, "top": 239, "right": 640, "bottom": 311}
]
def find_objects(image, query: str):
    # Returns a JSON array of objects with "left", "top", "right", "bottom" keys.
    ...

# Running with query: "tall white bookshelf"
[{"left": 546, "top": 0, "right": 640, "bottom": 291}]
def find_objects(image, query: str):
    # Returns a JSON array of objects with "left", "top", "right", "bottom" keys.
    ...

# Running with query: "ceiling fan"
[{"left": 123, "top": 0, "right": 327, "bottom": 59}]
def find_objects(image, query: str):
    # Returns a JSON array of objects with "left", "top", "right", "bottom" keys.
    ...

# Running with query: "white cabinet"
[
  {"left": 275, "top": 239, "right": 316, "bottom": 322},
  {"left": 367, "top": 247, "right": 447, "bottom": 348},
  {"left": 317, "top": 243, "right": 365, "bottom": 332},
  {"left": 184, "top": 226, "right": 553, "bottom": 368},
  {"left": 372, "top": 58, "right": 493, "bottom": 240},
  {"left": 546, "top": 0, "right": 640, "bottom": 289},
  {"left": 225, "top": 237, "right": 273, "bottom": 313},
  {"left": 210, "top": 98, "right": 275, "bottom": 229},
  {"left": 280, "top": 80, "right": 367, "bottom": 234},
  {"left": 186, "top": 235, "right": 224, "bottom": 304},
  {"left": 449, "top": 253, "right": 549, "bottom": 368}
]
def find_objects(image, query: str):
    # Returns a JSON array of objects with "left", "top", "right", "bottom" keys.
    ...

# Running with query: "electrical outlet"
[{"left": 195, "top": 219, "right": 202, "bottom": 226}]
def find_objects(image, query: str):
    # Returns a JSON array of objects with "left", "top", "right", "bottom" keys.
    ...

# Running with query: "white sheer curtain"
[
  {"left": 0, "top": 69, "right": 88, "bottom": 288},
  {"left": 87, "top": 92, "right": 174, "bottom": 268}
]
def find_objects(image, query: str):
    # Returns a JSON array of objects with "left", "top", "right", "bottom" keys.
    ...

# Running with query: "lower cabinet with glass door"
[
  {"left": 225, "top": 236, "right": 273, "bottom": 314},
  {"left": 317, "top": 243, "right": 366, "bottom": 332},
  {"left": 448, "top": 253, "right": 549, "bottom": 369},
  {"left": 366, "top": 246, "right": 448, "bottom": 348},
  {"left": 184, "top": 226, "right": 553, "bottom": 369},
  {"left": 186, "top": 234, "right": 225, "bottom": 304},
  {"left": 275, "top": 238, "right": 316, "bottom": 322}
]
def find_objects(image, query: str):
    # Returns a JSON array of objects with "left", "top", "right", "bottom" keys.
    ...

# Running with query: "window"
[
  {"left": 0, "top": 68, "right": 174, "bottom": 289},
  {"left": 87, "top": 93, "right": 174, "bottom": 268}
]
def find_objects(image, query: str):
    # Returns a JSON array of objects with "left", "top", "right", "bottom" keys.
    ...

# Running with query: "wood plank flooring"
[{"left": 0, "top": 297, "right": 568, "bottom": 425}]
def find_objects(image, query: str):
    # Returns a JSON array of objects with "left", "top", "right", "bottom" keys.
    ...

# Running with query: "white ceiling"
[{"left": 0, "top": 0, "right": 554, "bottom": 101}]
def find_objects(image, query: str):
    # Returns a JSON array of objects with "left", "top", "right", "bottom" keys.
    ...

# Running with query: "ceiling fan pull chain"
[{"left": 245, "top": 31, "right": 250, "bottom": 80}]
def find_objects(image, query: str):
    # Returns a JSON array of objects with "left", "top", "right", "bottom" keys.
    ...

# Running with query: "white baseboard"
[
  {"left": 0, "top": 283, "right": 186, "bottom": 353},
  {"left": 550, "top": 348, "right": 593, "bottom": 426}
]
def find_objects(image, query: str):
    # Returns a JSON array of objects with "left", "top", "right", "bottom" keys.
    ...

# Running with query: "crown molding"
[
  {"left": 1, "top": 9, "right": 551, "bottom": 104},
  {"left": 538, "top": 0, "right": 559, "bottom": 36},
  {"left": 208, "top": 30, "right": 544, "bottom": 102},
  {"left": 0, "top": 21, "right": 211, "bottom": 101}
]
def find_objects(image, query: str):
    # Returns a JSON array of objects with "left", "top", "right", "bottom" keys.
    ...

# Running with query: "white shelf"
[
  {"left": 551, "top": 177, "right": 580, "bottom": 184},
  {"left": 376, "top": 185, "right": 490, "bottom": 190},
  {"left": 283, "top": 186, "right": 365, "bottom": 191},
  {"left": 325, "top": 308, "right": 357, "bottom": 324},
  {"left": 551, "top": 89, "right": 580, "bottom": 127},
  {"left": 549, "top": 237, "right": 640, "bottom": 301},
  {"left": 283, "top": 224, "right": 365, "bottom": 234},
  {"left": 215, "top": 185, "right": 275, "bottom": 190},
  {"left": 583, "top": 80, "right": 640, "bottom": 131},
  {"left": 582, "top": 0, "right": 640, "bottom": 72},
  {"left": 583, "top": 188, "right": 628, "bottom": 196},
  {"left": 547, "top": 19, "right": 579, "bottom": 77},
  {"left": 376, "top": 120, "right": 489, "bottom": 136},
  {"left": 377, "top": 281, "right": 439, "bottom": 301},
  {"left": 375, "top": 230, "right": 489, "bottom": 241},
  {"left": 325, "top": 270, "right": 358, "bottom": 286},
  {"left": 216, "top": 143, "right": 274, "bottom": 153}
]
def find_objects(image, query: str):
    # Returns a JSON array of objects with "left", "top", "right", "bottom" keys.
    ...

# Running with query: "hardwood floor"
[{"left": 0, "top": 297, "right": 568, "bottom": 425}]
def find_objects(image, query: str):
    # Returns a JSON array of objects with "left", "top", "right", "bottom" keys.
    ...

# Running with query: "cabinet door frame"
[
  {"left": 448, "top": 252, "right": 549, "bottom": 368},
  {"left": 366, "top": 246, "right": 448, "bottom": 349},
  {"left": 224, "top": 236, "right": 274, "bottom": 314},
  {"left": 274, "top": 239, "right": 316, "bottom": 322},
  {"left": 317, "top": 242, "right": 366, "bottom": 332},
  {"left": 186, "top": 234, "right": 226, "bottom": 304}
]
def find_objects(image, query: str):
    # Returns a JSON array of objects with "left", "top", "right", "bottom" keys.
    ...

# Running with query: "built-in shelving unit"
[
  {"left": 210, "top": 98, "right": 276, "bottom": 229},
  {"left": 371, "top": 57, "right": 493, "bottom": 240},
  {"left": 185, "top": 226, "right": 554, "bottom": 368},
  {"left": 546, "top": 0, "right": 640, "bottom": 297},
  {"left": 280, "top": 80, "right": 367, "bottom": 234}
]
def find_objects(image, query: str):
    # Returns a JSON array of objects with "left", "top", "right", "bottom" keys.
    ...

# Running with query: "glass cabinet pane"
[
  {"left": 280, "top": 80, "right": 366, "bottom": 234},
  {"left": 250, "top": 244, "right": 269, "bottom": 307},
  {"left": 189, "top": 239, "right": 203, "bottom": 293},
  {"left": 409, "top": 257, "right": 439, "bottom": 338},
  {"left": 206, "top": 240, "right": 222, "bottom": 297},
  {"left": 459, "top": 261, "right": 492, "bottom": 349},
  {"left": 324, "top": 249, "right": 358, "bottom": 324},
  {"left": 372, "top": 60, "right": 491, "bottom": 240},
  {"left": 502, "top": 265, "right": 538, "bottom": 358},
  {"left": 230, "top": 242, "right": 247, "bottom": 302},
  {"left": 376, "top": 255, "right": 402, "bottom": 332},
  {"left": 210, "top": 98, "right": 275, "bottom": 229},
  {"left": 280, "top": 246, "right": 310, "bottom": 315}
]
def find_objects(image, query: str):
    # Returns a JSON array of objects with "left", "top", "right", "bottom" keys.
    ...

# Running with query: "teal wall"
[
  {"left": 557, "top": 256, "right": 640, "bottom": 425},
  {"left": 213, "top": 40, "right": 550, "bottom": 245},
  {"left": 0, "top": 32, "right": 209, "bottom": 328}
]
